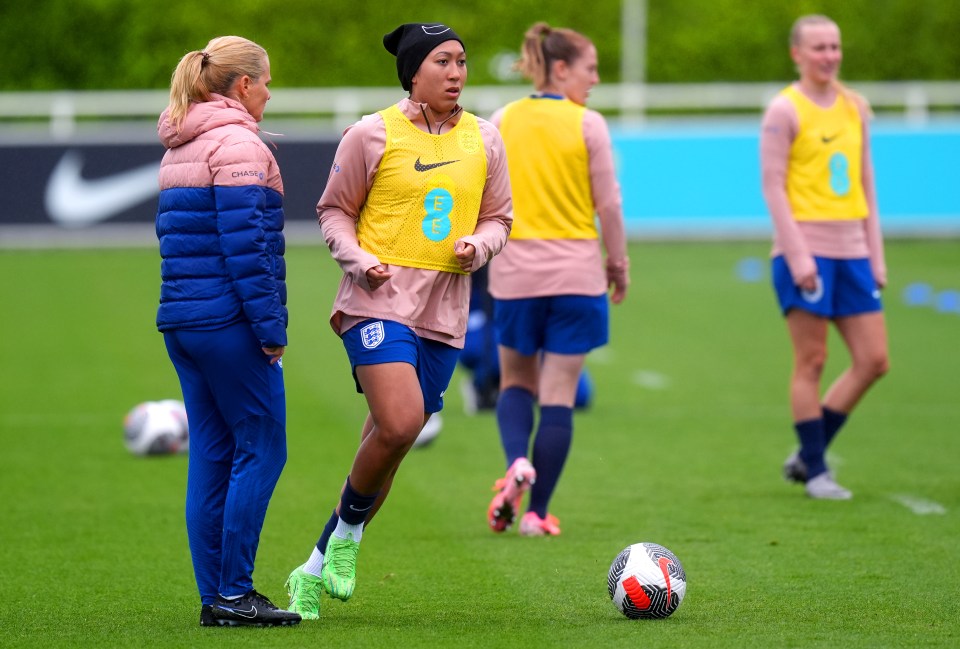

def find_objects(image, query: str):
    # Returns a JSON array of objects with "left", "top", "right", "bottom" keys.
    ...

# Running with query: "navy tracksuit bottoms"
[{"left": 164, "top": 321, "right": 287, "bottom": 605}]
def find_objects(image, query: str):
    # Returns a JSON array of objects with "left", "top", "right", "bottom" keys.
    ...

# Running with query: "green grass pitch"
[{"left": 1, "top": 239, "right": 958, "bottom": 648}]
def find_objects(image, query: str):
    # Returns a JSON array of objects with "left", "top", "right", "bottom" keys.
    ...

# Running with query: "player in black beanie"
[
  {"left": 284, "top": 17, "right": 513, "bottom": 621},
  {"left": 383, "top": 23, "right": 464, "bottom": 92}
]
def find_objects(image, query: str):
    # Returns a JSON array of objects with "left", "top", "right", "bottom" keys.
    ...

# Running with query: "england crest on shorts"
[
  {"left": 361, "top": 321, "right": 385, "bottom": 349},
  {"left": 801, "top": 275, "right": 824, "bottom": 304}
]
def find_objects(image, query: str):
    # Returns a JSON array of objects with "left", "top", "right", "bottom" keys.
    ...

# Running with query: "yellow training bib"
[
  {"left": 357, "top": 105, "right": 487, "bottom": 273},
  {"left": 782, "top": 85, "right": 868, "bottom": 221},
  {"left": 498, "top": 96, "right": 597, "bottom": 239}
]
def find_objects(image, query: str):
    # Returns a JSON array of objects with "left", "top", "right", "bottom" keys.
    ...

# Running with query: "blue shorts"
[
  {"left": 493, "top": 294, "right": 609, "bottom": 356},
  {"left": 772, "top": 255, "right": 883, "bottom": 318},
  {"left": 341, "top": 319, "right": 460, "bottom": 413}
]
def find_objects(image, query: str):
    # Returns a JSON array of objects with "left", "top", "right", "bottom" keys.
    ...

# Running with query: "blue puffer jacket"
[{"left": 155, "top": 96, "right": 287, "bottom": 348}]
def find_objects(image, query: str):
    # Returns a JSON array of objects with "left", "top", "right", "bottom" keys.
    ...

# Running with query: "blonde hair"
[
  {"left": 516, "top": 22, "right": 593, "bottom": 91},
  {"left": 790, "top": 14, "right": 871, "bottom": 117},
  {"left": 166, "top": 35, "right": 268, "bottom": 131}
]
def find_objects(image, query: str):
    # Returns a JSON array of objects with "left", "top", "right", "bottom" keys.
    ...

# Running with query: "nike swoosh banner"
[
  {"left": 3, "top": 121, "right": 960, "bottom": 236},
  {"left": 0, "top": 139, "right": 338, "bottom": 227}
]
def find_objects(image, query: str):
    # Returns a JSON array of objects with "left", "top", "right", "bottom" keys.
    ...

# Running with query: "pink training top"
[
  {"left": 487, "top": 103, "right": 629, "bottom": 300},
  {"left": 760, "top": 86, "right": 886, "bottom": 286},
  {"left": 317, "top": 98, "right": 513, "bottom": 348}
]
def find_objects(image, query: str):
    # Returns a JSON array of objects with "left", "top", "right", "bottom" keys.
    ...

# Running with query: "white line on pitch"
[
  {"left": 631, "top": 370, "right": 671, "bottom": 390},
  {"left": 890, "top": 494, "right": 947, "bottom": 515}
]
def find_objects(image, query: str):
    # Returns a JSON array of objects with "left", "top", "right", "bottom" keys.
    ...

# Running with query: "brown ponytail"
[{"left": 515, "top": 22, "right": 593, "bottom": 91}]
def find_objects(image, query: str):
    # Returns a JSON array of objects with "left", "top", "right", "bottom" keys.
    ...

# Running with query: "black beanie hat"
[{"left": 383, "top": 23, "right": 464, "bottom": 92}]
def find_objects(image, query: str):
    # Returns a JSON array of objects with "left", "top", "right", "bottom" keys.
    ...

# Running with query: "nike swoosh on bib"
[
  {"left": 414, "top": 157, "right": 458, "bottom": 172},
  {"left": 44, "top": 151, "right": 160, "bottom": 228}
]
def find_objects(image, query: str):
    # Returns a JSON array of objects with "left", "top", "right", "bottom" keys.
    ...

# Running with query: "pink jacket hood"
[{"left": 157, "top": 95, "right": 258, "bottom": 149}]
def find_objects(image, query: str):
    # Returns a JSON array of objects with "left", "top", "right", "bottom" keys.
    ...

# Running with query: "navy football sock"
[
  {"left": 496, "top": 386, "right": 536, "bottom": 466},
  {"left": 528, "top": 405, "right": 573, "bottom": 518},
  {"left": 338, "top": 476, "right": 379, "bottom": 526},
  {"left": 795, "top": 418, "right": 827, "bottom": 479},
  {"left": 315, "top": 509, "right": 338, "bottom": 554},
  {"left": 822, "top": 406, "right": 848, "bottom": 448}
]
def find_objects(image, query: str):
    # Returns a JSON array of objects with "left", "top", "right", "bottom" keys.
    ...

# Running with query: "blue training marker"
[
  {"left": 934, "top": 289, "right": 960, "bottom": 314},
  {"left": 902, "top": 282, "right": 933, "bottom": 307},
  {"left": 735, "top": 257, "right": 764, "bottom": 283}
]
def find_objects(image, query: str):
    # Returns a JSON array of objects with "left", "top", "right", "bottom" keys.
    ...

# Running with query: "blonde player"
[{"left": 760, "top": 15, "right": 889, "bottom": 500}]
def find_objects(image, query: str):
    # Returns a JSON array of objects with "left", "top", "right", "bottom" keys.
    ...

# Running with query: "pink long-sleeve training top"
[
  {"left": 760, "top": 87, "right": 886, "bottom": 287},
  {"left": 317, "top": 97, "right": 513, "bottom": 348},
  {"left": 487, "top": 101, "right": 629, "bottom": 300}
]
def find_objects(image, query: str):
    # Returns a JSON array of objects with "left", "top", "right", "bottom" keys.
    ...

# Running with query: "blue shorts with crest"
[
  {"left": 341, "top": 319, "right": 460, "bottom": 413},
  {"left": 772, "top": 255, "right": 883, "bottom": 318}
]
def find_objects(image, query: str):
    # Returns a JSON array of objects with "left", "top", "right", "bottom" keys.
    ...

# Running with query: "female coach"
[{"left": 156, "top": 36, "right": 300, "bottom": 626}]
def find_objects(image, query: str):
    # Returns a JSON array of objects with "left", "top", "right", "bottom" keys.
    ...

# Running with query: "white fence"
[{"left": 2, "top": 81, "right": 960, "bottom": 137}]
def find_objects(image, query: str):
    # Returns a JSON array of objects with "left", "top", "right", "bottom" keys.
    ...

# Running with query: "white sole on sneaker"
[{"left": 805, "top": 473, "right": 852, "bottom": 500}]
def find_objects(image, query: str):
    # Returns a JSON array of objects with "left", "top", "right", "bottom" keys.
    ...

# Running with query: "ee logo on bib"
[{"left": 423, "top": 188, "right": 454, "bottom": 241}]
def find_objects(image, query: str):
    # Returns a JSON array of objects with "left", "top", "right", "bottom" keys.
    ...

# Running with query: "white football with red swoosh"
[{"left": 608, "top": 542, "right": 687, "bottom": 619}]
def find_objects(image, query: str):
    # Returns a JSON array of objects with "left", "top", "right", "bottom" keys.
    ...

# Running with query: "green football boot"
[
  {"left": 321, "top": 533, "right": 360, "bottom": 601},
  {"left": 285, "top": 565, "right": 323, "bottom": 620}
]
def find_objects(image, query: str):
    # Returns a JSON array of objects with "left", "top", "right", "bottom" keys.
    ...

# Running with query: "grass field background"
[{"left": 1, "top": 239, "right": 958, "bottom": 648}]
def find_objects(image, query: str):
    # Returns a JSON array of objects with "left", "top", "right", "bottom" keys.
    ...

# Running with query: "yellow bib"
[
  {"left": 498, "top": 97, "right": 596, "bottom": 239},
  {"left": 356, "top": 105, "right": 487, "bottom": 274},
  {"left": 782, "top": 85, "right": 868, "bottom": 221}
]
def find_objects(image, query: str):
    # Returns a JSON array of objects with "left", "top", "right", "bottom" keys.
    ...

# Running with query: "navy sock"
[
  {"left": 528, "top": 406, "right": 573, "bottom": 518},
  {"left": 822, "top": 406, "right": 848, "bottom": 448},
  {"left": 338, "top": 476, "right": 379, "bottom": 526},
  {"left": 496, "top": 386, "right": 536, "bottom": 466},
  {"left": 315, "top": 509, "right": 338, "bottom": 554},
  {"left": 795, "top": 418, "right": 827, "bottom": 479}
]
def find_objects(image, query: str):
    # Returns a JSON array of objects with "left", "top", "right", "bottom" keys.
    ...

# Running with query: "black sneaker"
[
  {"left": 210, "top": 589, "right": 302, "bottom": 627},
  {"left": 200, "top": 604, "right": 217, "bottom": 627},
  {"left": 476, "top": 384, "right": 499, "bottom": 411},
  {"left": 782, "top": 451, "right": 808, "bottom": 483}
]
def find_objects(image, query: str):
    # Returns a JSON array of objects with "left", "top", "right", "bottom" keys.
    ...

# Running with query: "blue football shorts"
[
  {"left": 493, "top": 294, "right": 609, "bottom": 356},
  {"left": 772, "top": 255, "right": 883, "bottom": 318},
  {"left": 341, "top": 319, "right": 460, "bottom": 413}
]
